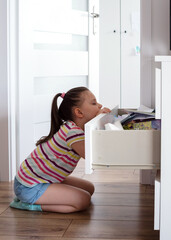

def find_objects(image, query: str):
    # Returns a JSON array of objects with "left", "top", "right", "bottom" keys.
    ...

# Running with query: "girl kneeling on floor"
[{"left": 10, "top": 87, "right": 110, "bottom": 213}]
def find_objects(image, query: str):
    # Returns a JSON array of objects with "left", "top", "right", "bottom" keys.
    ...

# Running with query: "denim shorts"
[{"left": 14, "top": 177, "right": 50, "bottom": 204}]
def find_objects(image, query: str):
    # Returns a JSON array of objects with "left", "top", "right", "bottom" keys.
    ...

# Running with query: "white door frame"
[
  {"left": 0, "top": 0, "right": 11, "bottom": 181},
  {"left": 0, "top": 0, "right": 18, "bottom": 181},
  {"left": 8, "top": 0, "right": 18, "bottom": 181}
]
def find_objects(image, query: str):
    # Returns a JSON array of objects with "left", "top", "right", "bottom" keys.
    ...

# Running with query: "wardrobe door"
[
  {"left": 99, "top": 0, "right": 120, "bottom": 109},
  {"left": 121, "top": 0, "right": 140, "bottom": 108}
]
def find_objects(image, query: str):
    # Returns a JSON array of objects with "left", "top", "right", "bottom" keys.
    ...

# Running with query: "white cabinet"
[
  {"left": 85, "top": 55, "right": 171, "bottom": 236},
  {"left": 154, "top": 56, "right": 171, "bottom": 239},
  {"left": 99, "top": 0, "right": 140, "bottom": 109}
]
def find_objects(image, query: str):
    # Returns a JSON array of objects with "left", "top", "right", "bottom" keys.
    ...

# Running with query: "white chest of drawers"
[
  {"left": 154, "top": 56, "right": 171, "bottom": 239},
  {"left": 85, "top": 56, "right": 171, "bottom": 239}
]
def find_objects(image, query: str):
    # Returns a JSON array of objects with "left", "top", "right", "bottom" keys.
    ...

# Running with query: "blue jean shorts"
[{"left": 14, "top": 177, "right": 50, "bottom": 204}]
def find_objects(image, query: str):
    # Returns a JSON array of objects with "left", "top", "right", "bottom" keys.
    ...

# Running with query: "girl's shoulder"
[
  {"left": 64, "top": 121, "right": 85, "bottom": 146},
  {"left": 63, "top": 121, "right": 81, "bottom": 130},
  {"left": 62, "top": 121, "right": 84, "bottom": 134}
]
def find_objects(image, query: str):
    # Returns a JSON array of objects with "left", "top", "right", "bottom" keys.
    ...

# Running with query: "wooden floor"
[{"left": 0, "top": 159, "right": 159, "bottom": 240}]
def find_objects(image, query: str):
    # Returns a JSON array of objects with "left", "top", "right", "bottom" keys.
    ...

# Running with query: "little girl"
[{"left": 10, "top": 87, "right": 110, "bottom": 213}]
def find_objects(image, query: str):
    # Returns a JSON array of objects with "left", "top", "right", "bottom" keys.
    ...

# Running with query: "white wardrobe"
[{"left": 99, "top": 0, "right": 140, "bottom": 109}]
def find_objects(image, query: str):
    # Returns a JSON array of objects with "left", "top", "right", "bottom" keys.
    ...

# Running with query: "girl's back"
[{"left": 16, "top": 121, "right": 84, "bottom": 187}]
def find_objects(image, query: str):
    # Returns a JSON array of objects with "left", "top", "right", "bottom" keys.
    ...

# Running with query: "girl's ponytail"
[
  {"left": 36, "top": 86, "right": 88, "bottom": 146},
  {"left": 36, "top": 93, "right": 62, "bottom": 146},
  {"left": 51, "top": 93, "right": 63, "bottom": 134}
]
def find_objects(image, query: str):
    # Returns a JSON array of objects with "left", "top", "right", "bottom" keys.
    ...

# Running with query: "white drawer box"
[{"left": 85, "top": 106, "right": 161, "bottom": 174}]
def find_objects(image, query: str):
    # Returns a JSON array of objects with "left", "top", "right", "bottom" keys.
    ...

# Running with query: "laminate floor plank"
[
  {"left": 0, "top": 217, "right": 71, "bottom": 237},
  {"left": 145, "top": 185, "right": 155, "bottom": 193},
  {"left": 0, "top": 237, "right": 146, "bottom": 240},
  {"left": 83, "top": 170, "right": 140, "bottom": 183},
  {"left": 0, "top": 204, "right": 11, "bottom": 215},
  {"left": 64, "top": 219, "right": 159, "bottom": 240},
  {"left": 92, "top": 192, "right": 154, "bottom": 206},
  {"left": 0, "top": 191, "right": 15, "bottom": 203},
  {"left": 0, "top": 181, "right": 13, "bottom": 190},
  {"left": 1, "top": 205, "right": 154, "bottom": 222},
  {"left": 93, "top": 182, "right": 147, "bottom": 194}
]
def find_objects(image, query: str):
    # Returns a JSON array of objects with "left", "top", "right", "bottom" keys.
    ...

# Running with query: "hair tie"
[{"left": 61, "top": 92, "right": 65, "bottom": 99}]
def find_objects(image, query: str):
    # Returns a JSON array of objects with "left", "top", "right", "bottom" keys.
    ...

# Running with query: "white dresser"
[
  {"left": 154, "top": 56, "right": 171, "bottom": 239},
  {"left": 85, "top": 56, "right": 171, "bottom": 239}
]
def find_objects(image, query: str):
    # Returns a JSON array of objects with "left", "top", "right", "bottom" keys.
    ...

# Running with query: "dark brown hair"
[{"left": 36, "top": 86, "right": 88, "bottom": 146}]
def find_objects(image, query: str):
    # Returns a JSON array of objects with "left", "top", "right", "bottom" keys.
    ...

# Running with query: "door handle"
[
  {"left": 91, "top": 13, "right": 100, "bottom": 18},
  {"left": 90, "top": 6, "right": 99, "bottom": 35}
]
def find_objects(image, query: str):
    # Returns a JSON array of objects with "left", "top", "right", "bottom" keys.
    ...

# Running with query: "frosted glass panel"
[
  {"left": 72, "top": 0, "right": 88, "bottom": 11},
  {"left": 34, "top": 0, "right": 72, "bottom": 11},
  {"left": 34, "top": 32, "right": 72, "bottom": 45},
  {"left": 34, "top": 76, "right": 88, "bottom": 95},
  {"left": 33, "top": 9, "right": 88, "bottom": 36},
  {"left": 34, "top": 34, "right": 88, "bottom": 51},
  {"left": 33, "top": 51, "right": 88, "bottom": 77}
]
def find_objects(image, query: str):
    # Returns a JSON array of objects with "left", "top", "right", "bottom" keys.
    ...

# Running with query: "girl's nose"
[{"left": 98, "top": 103, "right": 102, "bottom": 109}]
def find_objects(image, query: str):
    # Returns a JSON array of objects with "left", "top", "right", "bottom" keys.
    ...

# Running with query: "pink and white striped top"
[{"left": 16, "top": 121, "right": 84, "bottom": 187}]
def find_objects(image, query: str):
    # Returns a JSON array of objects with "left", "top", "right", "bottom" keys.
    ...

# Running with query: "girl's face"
[{"left": 79, "top": 90, "right": 102, "bottom": 123}]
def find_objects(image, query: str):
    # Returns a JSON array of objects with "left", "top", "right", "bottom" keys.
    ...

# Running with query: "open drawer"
[{"left": 85, "top": 106, "right": 161, "bottom": 174}]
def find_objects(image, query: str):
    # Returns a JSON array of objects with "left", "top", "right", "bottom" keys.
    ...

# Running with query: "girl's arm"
[
  {"left": 71, "top": 107, "right": 110, "bottom": 158},
  {"left": 71, "top": 141, "right": 85, "bottom": 159}
]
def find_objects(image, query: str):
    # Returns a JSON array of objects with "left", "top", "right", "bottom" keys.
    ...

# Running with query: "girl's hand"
[{"left": 97, "top": 107, "right": 111, "bottom": 115}]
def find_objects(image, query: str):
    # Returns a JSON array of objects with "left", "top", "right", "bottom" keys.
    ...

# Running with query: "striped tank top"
[{"left": 16, "top": 121, "right": 84, "bottom": 187}]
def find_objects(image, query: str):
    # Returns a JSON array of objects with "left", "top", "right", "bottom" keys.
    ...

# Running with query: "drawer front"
[
  {"left": 92, "top": 130, "right": 160, "bottom": 169},
  {"left": 155, "top": 68, "right": 162, "bottom": 119},
  {"left": 85, "top": 106, "right": 119, "bottom": 173},
  {"left": 154, "top": 171, "right": 160, "bottom": 230}
]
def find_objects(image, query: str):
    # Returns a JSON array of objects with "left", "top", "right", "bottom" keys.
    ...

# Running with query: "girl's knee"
[
  {"left": 83, "top": 180, "right": 95, "bottom": 195},
  {"left": 76, "top": 191, "right": 91, "bottom": 211},
  {"left": 89, "top": 182, "right": 95, "bottom": 195}
]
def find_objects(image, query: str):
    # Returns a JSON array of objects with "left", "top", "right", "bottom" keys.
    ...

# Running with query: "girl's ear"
[{"left": 74, "top": 107, "right": 83, "bottom": 118}]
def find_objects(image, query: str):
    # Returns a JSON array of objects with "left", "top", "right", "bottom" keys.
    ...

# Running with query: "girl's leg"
[
  {"left": 35, "top": 183, "right": 91, "bottom": 213},
  {"left": 61, "top": 176, "right": 95, "bottom": 195}
]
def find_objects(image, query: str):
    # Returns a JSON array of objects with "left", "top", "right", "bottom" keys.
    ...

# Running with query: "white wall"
[
  {"left": 150, "top": 0, "right": 171, "bottom": 107},
  {"left": 0, "top": 0, "right": 10, "bottom": 181},
  {"left": 140, "top": 0, "right": 171, "bottom": 107}
]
